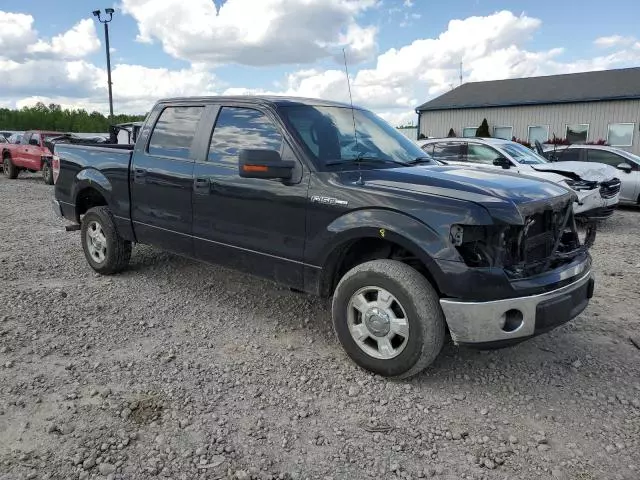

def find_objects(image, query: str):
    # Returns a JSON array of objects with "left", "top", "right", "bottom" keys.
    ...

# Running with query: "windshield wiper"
[
  {"left": 406, "top": 156, "right": 436, "bottom": 165},
  {"left": 325, "top": 156, "right": 409, "bottom": 167}
]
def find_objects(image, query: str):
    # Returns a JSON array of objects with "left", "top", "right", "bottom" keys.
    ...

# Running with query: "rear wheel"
[
  {"left": 81, "top": 206, "right": 132, "bottom": 274},
  {"left": 3, "top": 155, "right": 18, "bottom": 179},
  {"left": 332, "top": 259, "right": 445, "bottom": 379},
  {"left": 42, "top": 161, "right": 53, "bottom": 185}
]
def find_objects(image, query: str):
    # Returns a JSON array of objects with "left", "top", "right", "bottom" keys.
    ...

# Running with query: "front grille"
[{"left": 600, "top": 178, "right": 621, "bottom": 199}]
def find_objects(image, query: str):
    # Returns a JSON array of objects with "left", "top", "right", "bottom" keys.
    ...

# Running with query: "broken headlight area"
[
  {"left": 565, "top": 179, "right": 598, "bottom": 191},
  {"left": 450, "top": 205, "right": 596, "bottom": 277}
]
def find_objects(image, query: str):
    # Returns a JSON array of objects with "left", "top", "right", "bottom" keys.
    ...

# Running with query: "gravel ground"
[{"left": 1, "top": 173, "right": 639, "bottom": 480}]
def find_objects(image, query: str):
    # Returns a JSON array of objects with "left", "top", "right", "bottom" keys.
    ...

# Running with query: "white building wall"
[{"left": 418, "top": 99, "right": 640, "bottom": 154}]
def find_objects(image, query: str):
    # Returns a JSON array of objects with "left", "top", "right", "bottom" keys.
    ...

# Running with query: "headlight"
[
  {"left": 450, "top": 224, "right": 511, "bottom": 268},
  {"left": 565, "top": 179, "right": 598, "bottom": 191}
]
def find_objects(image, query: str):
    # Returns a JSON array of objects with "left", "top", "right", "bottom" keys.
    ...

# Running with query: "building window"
[
  {"left": 528, "top": 125, "right": 549, "bottom": 144},
  {"left": 462, "top": 127, "right": 477, "bottom": 137},
  {"left": 566, "top": 124, "right": 589, "bottom": 144},
  {"left": 493, "top": 126, "right": 513, "bottom": 140},
  {"left": 607, "top": 123, "right": 634, "bottom": 147}
]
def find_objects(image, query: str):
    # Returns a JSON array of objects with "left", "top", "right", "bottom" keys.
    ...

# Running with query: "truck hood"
[
  {"left": 364, "top": 165, "right": 574, "bottom": 225},
  {"left": 531, "top": 161, "right": 618, "bottom": 182}
]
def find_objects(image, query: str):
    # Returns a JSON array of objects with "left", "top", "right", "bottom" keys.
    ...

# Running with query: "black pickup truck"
[{"left": 52, "top": 96, "right": 595, "bottom": 378}]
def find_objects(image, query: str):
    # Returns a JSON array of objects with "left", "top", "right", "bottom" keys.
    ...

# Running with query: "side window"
[
  {"left": 466, "top": 144, "right": 502, "bottom": 165},
  {"left": 30, "top": 133, "right": 41, "bottom": 146},
  {"left": 421, "top": 143, "right": 435, "bottom": 155},
  {"left": 431, "top": 142, "right": 461, "bottom": 162},
  {"left": 148, "top": 106, "right": 204, "bottom": 160},
  {"left": 208, "top": 107, "right": 283, "bottom": 165},
  {"left": 585, "top": 149, "right": 625, "bottom": 167},
  {"left": 552, "top": 148, "right": 580, "bottom": 162},
  {"left": 21, "top": 133, "right": 32, "bottom": 145}
]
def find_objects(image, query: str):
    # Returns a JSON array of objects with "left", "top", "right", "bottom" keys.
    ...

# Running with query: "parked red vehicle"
[{"left": 2, "top": 130, "right": 64, "bottom": 184}]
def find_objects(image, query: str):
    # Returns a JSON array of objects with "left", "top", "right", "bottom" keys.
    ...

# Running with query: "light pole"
[{"left": 93, "top": 8, "right": 115, "bottom": 120}]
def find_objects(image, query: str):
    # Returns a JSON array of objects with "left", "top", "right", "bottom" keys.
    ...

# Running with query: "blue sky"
[{"left": 1, "top": 0, "right": 640, "bottom": 125}]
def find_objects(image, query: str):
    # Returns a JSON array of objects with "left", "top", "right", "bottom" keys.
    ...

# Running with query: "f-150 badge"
[{"left": 310, "top": 195, "right": 348, "bottom": 206}]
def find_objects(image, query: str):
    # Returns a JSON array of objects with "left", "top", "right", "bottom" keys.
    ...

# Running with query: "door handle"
[
  {"left": 134, "top": 168, "right": 146, "bottom": 183},
  {"left": 193, "top": 177, "right": 211, "bottom": 193}
]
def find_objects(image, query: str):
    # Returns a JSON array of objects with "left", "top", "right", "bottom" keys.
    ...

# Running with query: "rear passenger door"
[
  {"left": 191, "top": 104, "right": 309, "bottom": 288},
  {"left": 130, "top": 104, "right": 205, "bottom": 255}
]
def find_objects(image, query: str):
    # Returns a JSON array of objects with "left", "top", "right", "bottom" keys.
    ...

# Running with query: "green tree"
[
  {"left": 0, "top": 105, "right": 145, "bottom": 133},
  {"left": 475, "top": 119, "right": 491, "bottom": 137}
]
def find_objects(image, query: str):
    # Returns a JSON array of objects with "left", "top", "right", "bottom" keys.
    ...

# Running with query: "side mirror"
[
  {"left": 493, "top": 157, "right": 511, "bottom": 169},
  {"left": 239, "top": 149, "right": 294, "bottom": 180},
  {"left": 617, "top": 162, "right": 633, "bottom": 173},
  {"left": 29, "top": 138, "right": 39, "bottom": 146}
]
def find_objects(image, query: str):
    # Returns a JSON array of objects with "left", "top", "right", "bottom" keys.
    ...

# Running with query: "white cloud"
[
  {"left": 0, "top": 12, "right": 100, "bottom": 61},
  {"left": 255, "top": 11, "right": 640, "bottom": 125},
  {"left": 27, "top": 19, "right": 100, "bottom": 59},
  {"left": 4, "top": 8, "right": 640, "bottom": 130},
  {"left": 594, "top": 35, "right": 635, "bottom": 48},
  {"left": 120, "top": 0, "right": 378, "bottom": 66},
  {"left": 0, "top": 11, "right": 38, "bottom": 59}
]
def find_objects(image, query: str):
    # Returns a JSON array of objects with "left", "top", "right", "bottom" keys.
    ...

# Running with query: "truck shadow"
[{"left": 122, "top": 244, "right": 632, "bottom": 391}]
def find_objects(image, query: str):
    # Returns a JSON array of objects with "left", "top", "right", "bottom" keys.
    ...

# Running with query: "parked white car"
[
  {"left": 418, "top": 137, "right": 621, "bottom": 220},
  {"left": 540, "top": 144, "right": 640, "bottom": 205}
]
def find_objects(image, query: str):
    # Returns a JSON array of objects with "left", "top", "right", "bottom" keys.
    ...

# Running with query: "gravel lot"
[{"left": 1, "top": 174, "right": 639, "bottom": 480}]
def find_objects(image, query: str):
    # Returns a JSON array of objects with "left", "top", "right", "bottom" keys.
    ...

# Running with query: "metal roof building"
[{"left": 415, "top": 67, "right": 640, "bottom": 154}]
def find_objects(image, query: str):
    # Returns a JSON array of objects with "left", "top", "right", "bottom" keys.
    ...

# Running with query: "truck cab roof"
[{"left": 156, "top": 95, "right": 360, "bottom": 110}]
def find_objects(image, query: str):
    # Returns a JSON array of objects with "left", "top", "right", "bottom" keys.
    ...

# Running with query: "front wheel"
[
  {"left": 81, "top": 206, "right": 132, "bottom": 274},
  {"left": 3, "top": 156, "right": 18, "bottom": 179},
  {"left": 332, "top": 259, "right": 445, "bottom": 379}
]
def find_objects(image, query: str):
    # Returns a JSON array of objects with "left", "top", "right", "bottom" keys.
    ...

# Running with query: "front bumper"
[
  {"left": 573, "top": 187, "right": 619, "bottom": 219},
  {"left": 439, "top": 269, "right": 594, "bottom": 345}
]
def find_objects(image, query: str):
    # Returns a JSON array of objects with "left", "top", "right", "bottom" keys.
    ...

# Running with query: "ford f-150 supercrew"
[{"left": 52, "top": 96, "right": 596, "bottom": 379}]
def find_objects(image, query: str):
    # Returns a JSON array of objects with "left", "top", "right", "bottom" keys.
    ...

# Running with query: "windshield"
[
  {"left": 500, "top": 142, "right": 548, "bottom": 165},
  {"left": 278, "top": 105, "right": 434, "bottom": 169}
]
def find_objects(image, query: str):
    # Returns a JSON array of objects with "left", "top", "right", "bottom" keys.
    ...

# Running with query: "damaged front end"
[{"left": 450, "top": 194, "right": 595, "bottom": 279}]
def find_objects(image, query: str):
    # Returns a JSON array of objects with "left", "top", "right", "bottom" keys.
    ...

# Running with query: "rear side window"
[
  {"left": 431, "top": 142, "right": 462, "bottom": 162},
  {"left": 148, "top": 106, "right": 204, "bottom": 160},
  {"left": 30, "top": 133, "right": 41, "bottom": 145},
  {"left": 551, "top": 148, "right": 580, "bottom": 162},
  {"left": 208, "top": 107, "right": 283, "bottom": 165}
]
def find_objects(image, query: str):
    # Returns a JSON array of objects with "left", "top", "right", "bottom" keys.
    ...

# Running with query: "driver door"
[
  {"left": 191, "top": 104, "right": 309, "bottom": 288},
  {"left": 464, "top": 143, "right": 515, "bottom": 171}
]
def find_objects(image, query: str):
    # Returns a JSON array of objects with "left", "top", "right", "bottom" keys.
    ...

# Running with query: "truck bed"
[{"left": 53, "top": 143, "right": 134, "bottom": 237}]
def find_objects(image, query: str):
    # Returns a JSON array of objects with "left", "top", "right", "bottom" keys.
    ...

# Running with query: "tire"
[
  {"left": 332, "top": 259, "right": 445, "bottom": 379},
  {"left": 3, "top": 155, "right": 18, "bottom": 179},
  {"left": 42, "top": 161, "right": 54, "bottom": 185},
  {"left": 81, "top": 206, "right": 132, "bottom": 274}
]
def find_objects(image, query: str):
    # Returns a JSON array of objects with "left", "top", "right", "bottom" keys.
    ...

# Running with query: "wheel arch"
[
  {"left": 314, "top": 209, "right": 456, "bottom": 298},
  {"left": 72, "top": 168, "right": 114, "bottom": 223}
]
